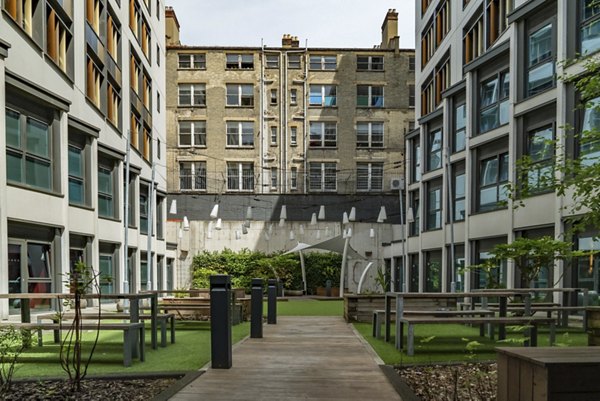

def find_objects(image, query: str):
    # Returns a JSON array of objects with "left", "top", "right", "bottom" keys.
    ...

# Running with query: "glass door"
[
  {"left": 26, "top": 243, "right": 52, "bottom": 310},
  {"left": 8, "top": 244, "right": 22, "bottom": 311}
]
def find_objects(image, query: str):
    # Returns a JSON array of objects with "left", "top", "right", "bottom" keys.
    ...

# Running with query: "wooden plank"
[
  {"left": 507, "top": 356, "right": 520, "bottom": 401},
  {"left": 519, "top": 360, "right": 533, "bottom": 401},
  {"left": 532, "top": 364, "right": 548, "bottom": 401},
  {"left": 497, "top": 353, "right": 508, "bottom": 401}
]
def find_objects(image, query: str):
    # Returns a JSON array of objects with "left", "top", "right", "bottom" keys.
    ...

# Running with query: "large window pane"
[
  {"left": 7, "top": 152, "right": 22, "bottom": 182},
  {"left": 6, "top": 109, "right": 20, "bottom": 148},
  {"left": 25, "top": 157, "right": 51, "bottom": 190},
  {"left": 26, "top": 118, "right": 49, "bottom": 158}
]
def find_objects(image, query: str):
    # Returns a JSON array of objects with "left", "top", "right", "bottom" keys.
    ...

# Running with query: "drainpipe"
[
  {"left": 260, "top": 41, "right": 265, "bottom": 193},
  {"left": 123, "top": 132, "right": 131, "bottom": 294}
]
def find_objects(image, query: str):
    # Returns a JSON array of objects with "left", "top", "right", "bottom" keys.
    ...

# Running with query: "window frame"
[
  {"left": 226, "top": 84, "right": 254, "bottom": 107},
  {"left": 356, "top": 162, "right": 384, "bottom": 192},
  {"left": 452, "top": 98, "right": 467, "bottom": 153},
  {"left": 426, "top": 179, "right": 443, "bottom": 231},
  {"left": 357, "top": 85, "right": 384, "bottom": 108},
  {"left": 226, "top": 121, "right": 254, "bottom": 147},
  {"left": 525, "top": 18, "right": 556, "bottom": 98},
  {"left": 357, "top": 55, "right": 384, "bottom": 71},
  {"left": 225, "top": 53, "right": 254, "bottom": 69},
  {"left": 478, "top": 69, "right": 510, "bottom": 134},
  {"left": 477, "top": 150, "right": 509, "bottom": 212},
  {"left": 426, "top": 127, "right": 443, "bottom": 172},
  {"left": 309, "top": 55, "right": 337, "bottom": 70},
  {"left": 309, "top": 121, "right": 337, "bottom": 148},
  {"left": 226, "top": 162, "right": 255, "bottom": 192},
  {"left": 178, "top": 83, "right": 206, "bottom": 107},
  {"left": 178, "top": 120, "right": 206, "bottom": 148},
  {"left": 309, "top": 84, "right": 337, "bottom": 107},
  {"left": 580, "top": 0, "right": 600, "bottom": 56},
  {"left": 308, "top": 162, "right": 337, "bottom": 192},
  {"left": 177, "top": 53, "right": 206, "bottom": 69},
  {"left": 97, "top": 157, "right": 118, "bottom": 219},
  {"left": 179, "top": 161, "right": 207, "bottom": 191},
  {"left": 356, "top": 122, "right": 384, "bottom": 148},
  {"left": 452, "top": 164, "right": 466, "bottom": 221}
]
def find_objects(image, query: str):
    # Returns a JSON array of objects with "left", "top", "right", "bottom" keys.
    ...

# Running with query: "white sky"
[{"left": 166, "top": 0, "right": 415, "bottom": 49}]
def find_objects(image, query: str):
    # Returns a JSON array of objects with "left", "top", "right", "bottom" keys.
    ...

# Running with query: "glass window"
[
  {"left": 98, "top": 165, "right": 114, "bottom": 218},
  {"left": 266, "top": 54, "right": 279, "bottom": 68},
  {"left": 409, "top": 190, "right": 420, "bottom": 236},
  {"left": 226, "top": 121, "right": 254, "bottom": 147},
  {"left": 309, "top": 162, "right": 337, "bottom": 192},
  {"left": 412, "top": 141, "right": 421, "bottom": 183},
  {"left": 581, "top": 0, "right": 600, "bottom": 55},
  {"left": 427, "top": 128, "right": 442, "bottom": 171},
  {"left": 526, "top": 125, "right": 554, "bottom": 191},
  {"left": 6, "top": 109, "right": 52, "bottom": 190},
  {"left": 357, "top": 56, "right": 384, "bottom": 71},
  {"left": 309, "top": 55, "right": 336, "bottom": 70},
  {"left": 290, "top": 126, "right": 297, "bottom": 145},
  {"left": 179, "top": 161, "right": 206, "bottom": 191},
  {"left": 309, "top": 85, "right": 336, "bottom": 106},
  {"left": 271, "top": 167, "right": 277, "bottom": 189},
  {"left": 479, "top": 152, "right": 509, "bottom": 211},
  {"left": 580, "top": 96, "right": 600, "bottom": 166},
  {"left": 453, "top": 102, "right": 466, "bottom": 152},
  {"left": 270, "top": 126, "right": 277, "bottom": 145},
  {"left": 288, "top": 54, "right": 301, "bottom": 69},
  {"left": 178, "top": 53, "right": 205, "bottom": 69},
  {"left": 575, "top": 234, "right": 600, "bottom": 297},
  {"left": 290, "top": 89, "right": 298, "bottom": 105},
  {"left": 425, "top": 250, "right": 442, "bottom": 292},
  {"left": 479, "top": 71, "right": 510, "bottom": 133},
  {"left": 427, "top": 181, "right": 442, "bottom": 230},
  {"left": 178, "top": 84, "right": 205, "bottom": 106},
  {"left": 140, "top": 191, "right": 148, "bottom": 234},
  {"left": 226, "top": 53, "right": 253, "bottom": 69},
  {"left": 309, "top": 122, "right": 337, "bottom": 147},
  {"left": 226, "top": 84, "right": 254, "bottom": 107},
  {"left": 357, "top": 85, "right": 384, "bottom": 107},
  {"left": 68, "top": 145, "right": 84, "bottom": 205},
  {"left": 227, "top": 162, "right": 254, "bottom": 191},
  {"left": 356, "top": 163, "right": 383, "bottom": 191},
  {"left": 178, "top": 121, "right": 206, "bottom": 147},
  {"left": 270, "top": 89, "right": 277, "bottom": 105},
  {"left": 527, "top": 22, "right": 554, "bottom": 96},
  {"left": 356, "top": 122, "right": 384, "bottom": 148},
  {"left": 454, "top": 169, "right": 466, "bottom": 221},
  {"left": 290, "top": 167, "right": 298, "bottom": 189},
  {"left": 99, "top": 254, "right": 114, "bottom": 295}
]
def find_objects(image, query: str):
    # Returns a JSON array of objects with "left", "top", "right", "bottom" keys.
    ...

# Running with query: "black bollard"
[
  {"left": 250, "top": 278, "right": 264, "bottom": 338},
  {"left": 210, "top": 275, "right": 232, "bottom": 369},
  {"left": 267, "top": 279, "right": 277, "bottom": 324},
  {"left": 325, "top": 279, "right": 332, "bottom": 297}
]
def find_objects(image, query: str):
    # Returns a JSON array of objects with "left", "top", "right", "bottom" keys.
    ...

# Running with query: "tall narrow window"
[
  {"left": 47, "top": 5, "right": 71, "bottom": 73},
  {"left": 479, "top": 152, "right": 509, "bottom": 211},
  {"left": 139, "top": 191, "right": 148, "bottom": 234},
  {"left": 453, "top": 166, "right": 466, "bottom": 221},
  {"left": 270, "top": 167, "right": 278, "bottom": 189},
  {"left": 179, "top": 161, "right": 206, "bottom": 191},
  {"left": 453, "top": 101, "right": 466, "bottom": 152},
  {"left": 290, "top": 126, "right": 298, "bottom": 145},
  {"left": 290, "top": 89, "right": 298, "bottom": 105},
  {"left": 581, "top": 0, "right": 600, "bottom": 55},
  {"left": 427, "top": 128, "right": 442, "bottom": 171},
  {"left": 527, "top": 21, "right": 555, "bottom": 97},
  {"left": 580, "top": 97, "right": 600, "bottom": 166},
  {"left": 98, "top": 164, "right": 114, "bottom": 218},
  {"left": 270, "top": 126, "right": 277, "bottom": 145},
  {"left": 86, "top": 58, "right": 102, "bottom": 108},
  {"left": 309, "top": 162, "right": 337, "bottom": 192},
  {"left": 68, "top": 145, "right": 85, "bottom": 205},
  {"left": 479, "top": 71, "right": 510, "bottom": 133},
  {"left": 412, "top": 141, "right": 422, "bottom": 183},
  {"left": 409, "top": 191, "right": 420, "bottom": 236},
  {"left": 290, "top": 167, "right": 298, "bottom": 189},
  {"left": 270, "top": 89, "right": 277, "bottom": 105},
  {"left": 427, "top": 181, "right": 442, "bottom": 230},
  {"left": 227, "top": 162, "right": 254, "bottom": 191}
]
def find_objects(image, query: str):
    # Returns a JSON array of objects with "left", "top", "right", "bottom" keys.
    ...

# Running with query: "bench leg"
[
  {"left": 549, "top": 322, "right": 555, "bottom": 346},
  {"left": 395, "top": 318, "right": 402, "bottom": 350},
  {"left": 38, "top": 329, "right": 43, "bottom": 347},
  {"left": 139, "top": 326, "right": 145, "bottom": 362},
  {"left": 170, "top": 316, "right": 176, "bottom": 344},
  {"left": 407, "top": 324, "right": 414, "bottom": 356},
  {"left": 529, "top": 325, "right": 537, "bottom": 347},
  {"left": 160, "top": 319, "right": 167, "bottom": 348},
  {"left": 372, "top": 313, "right": 377, "bottom": 338},
  {"left": 123, "top": 329, "right": 132, "bottom": 367}
]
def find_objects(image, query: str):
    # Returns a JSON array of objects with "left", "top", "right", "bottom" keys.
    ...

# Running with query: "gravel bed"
[
  {"left": 396, "top": 362, "right": 497, "bottom": 401},
  {"left": 2, "top": 377, "right": 177, "bottom": 400}
]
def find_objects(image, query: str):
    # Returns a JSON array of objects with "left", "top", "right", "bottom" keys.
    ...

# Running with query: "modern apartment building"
[
  {"left": 0, "top": 0, "right": 171, "bottom": 318},
  {"left": 164, "top": 8, "right": 416, "bottom": 290},
  {"left": 384, "top": 0, "right": 600, "bottom": 300}
]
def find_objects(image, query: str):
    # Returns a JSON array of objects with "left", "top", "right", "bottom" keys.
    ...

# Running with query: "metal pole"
[
  {"left": 267, "top": 279, "right": 277, "bottom": 324},
  {"left": 123, "top": 132, "right": 131, "bottom": 294},
  {"left": 147, "top": 163, "right": 155, "bottom": 290},
  {"left": 210, "top": 275, "right": 232, "bottom": 369},
  {"left": 398, "top": 179, "right": 405, "bottom": 292},
  {"left": 445, "top": 147, "right": 456, "bottom": 292},
  {"left": 250, "top": 278, "right": 264, "bottom": 338},
  {"left": 340, "top": 234, "right": 350, "bottom": 298}
]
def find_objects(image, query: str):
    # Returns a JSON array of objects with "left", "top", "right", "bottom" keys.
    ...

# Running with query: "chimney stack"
[
  {"left": 282, "top": 34, "right": 300, "bottom": 48},
  {"left": 165, "top": 6, "right": 181, "bottom": 46},
  {"left": 381, "top": 9, "right": 399, "bottom": 50}
]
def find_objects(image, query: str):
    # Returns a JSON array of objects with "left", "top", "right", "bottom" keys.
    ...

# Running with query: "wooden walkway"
[{"left": 170, "top": 316, "right": 403, "bottom": 401}]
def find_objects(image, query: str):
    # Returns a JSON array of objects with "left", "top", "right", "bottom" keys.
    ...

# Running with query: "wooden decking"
[{"left": 170, "top": 316, "right": 402, "bottom": 401}]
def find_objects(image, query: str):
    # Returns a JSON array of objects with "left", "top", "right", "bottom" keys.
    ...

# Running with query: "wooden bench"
[
  {"left": 371, "top": 309, "right": 495, "bottom": 339},
  {"left": 0, "top": 322, "right": 145, "bottom": 367},
  {"left": 398, "top": 316, "right": 556, "bottom": 356},
  {"left": 487, "top": 305, "right": 588, "bottom": 327},
  {"left": 36, "top": 312, "right": 175, "bottom": 347}
]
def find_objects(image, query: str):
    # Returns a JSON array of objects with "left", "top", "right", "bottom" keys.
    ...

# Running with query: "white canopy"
[{"left": 284, "top": 235, "right": 366, "bottom": 260}]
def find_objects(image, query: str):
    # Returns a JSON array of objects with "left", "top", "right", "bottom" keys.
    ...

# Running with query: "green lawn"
[
  {"left": 353, "top": 322, "right": 588, "bottom": 365},
  {"left": 12, "top": 321, "right": 249, "bottom": 378},
  {"left": 269, "top": 299, "right": 343, "bottom": 316}
]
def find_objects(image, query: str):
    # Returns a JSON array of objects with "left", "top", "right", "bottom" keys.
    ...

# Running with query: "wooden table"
[
  {"left": 0, "top": 292, "right": 158, "bottom": 352},
  {"left": 496, "top": 347, "right": 600, "bottom": 401}
]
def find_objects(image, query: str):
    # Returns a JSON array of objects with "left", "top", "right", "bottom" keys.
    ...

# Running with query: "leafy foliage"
[
  {"left": 191, "top": 249, "right": 341, "bottom": 293},
  {"left": 0, "top": 326, "right": 26, "bottom": 394},
  {"left": 512, "top": 55, "right": 600, "bottom": 235}
]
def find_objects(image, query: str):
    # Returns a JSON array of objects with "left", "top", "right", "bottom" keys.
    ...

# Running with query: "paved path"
[{"left": 170, "top": 316, "right": 403, "bottom": 401}]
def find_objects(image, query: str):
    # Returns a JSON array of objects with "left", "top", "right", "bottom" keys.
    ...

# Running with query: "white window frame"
[
  {"left": 226, "top": 84, "right": 254, "bottom": 107},
  {"left": 178, "top": 120, "right": 206, "bottom": 148},
  {"left": 227, "top": 162, "right": 254, "bottom": 191},
  {"left": 309, "top": 122, "right": 337, "bottom": 148},
  {"left": 179, "top": 161, "right": 207, "bottom": 191},
  {"left": 178, "top": 53, "right": 206, "bottom": 69},
  {"left": 309, "top": 162, "right": 337, "bottom": 192},
  {"left": 226, "top": 121, "right": 254, "bottom": 147},
  {"left": 178, "top": 83, "right": 205, "bottom": 106},
  {"left": 357, "top": 55, "right": 384, "bottom": 71},
  {"left": 309, "top": 85, "right": 337, "bottom": 107},
  {"left": 309, "top": 55, "right": 337, "bottom": 70},
  {"left": 357, "top": 85, "right": 384, "bottom": 107},
  {"left": 356, "top": 122, "right": 384, "bottom": 148},
  {"left": 356, "top": 162, "right": 383, "bottom": 192}
]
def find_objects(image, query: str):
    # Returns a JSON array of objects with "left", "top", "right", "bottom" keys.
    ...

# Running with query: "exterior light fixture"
[
  {"left": 377, "top": 206, "right": 387, "bottom": 223},
  {"left": 169, "top": 199, "right": 177, "bottom": 214},
  {"left": 210, "top": 204, "right": 219, "bottom": 219}
]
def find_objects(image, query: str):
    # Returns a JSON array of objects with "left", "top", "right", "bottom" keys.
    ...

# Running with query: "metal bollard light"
[
  {"left": 210, "top": 275, "right": 232, "bottom": 369},
  {"left": 267, "top": 279, "right": 277, "bottom": 324},
  {"left": 250, "top": 278, "right": 264, "bottom": 338}
]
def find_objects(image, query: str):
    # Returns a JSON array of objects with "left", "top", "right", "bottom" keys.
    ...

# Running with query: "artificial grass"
[
  {"left": 12, "top": 321, "right": 250, "bottom": 378},
  {"left": 269, "top": 299, "right": 343, "bottom": 316},
  {"left": 353, "top": 322, "right": 588, "bottom": 365}
]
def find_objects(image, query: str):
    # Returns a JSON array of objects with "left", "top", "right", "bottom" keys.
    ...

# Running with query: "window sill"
[
  {"left": 309, "top": 69, "right": 338, "bottom": 72},
  {"left": 478, "top": 122, "right": 509, "bottom": 136},
  {"left": 225, "top": 68, "right": 255, "bottom": 71},
  {"left": 177, "top": 68, "right": 207, "bottom": 71},
  {"left": 99, "top": 215, "right": 121, "bottom": 223},
  {"left": 178, "top": 145, "right": 207, "bottom": 149},
  {"left": 6, "top": 182, "right": 64, "bottom": 198},
  {"left": 180, "top": 189, "right": 208, "bottom": 193},
  {"left": 309, "top": 147, "right": 338, "bottom": 150},
  {"left": 106, "top": 118, "right": 122, "bottom": 136},
  {"left": 177, "top": 105, "right": 206, "bottom": 109},
  {"left": 69, "top": 203, "right": 94, "bottom": 211},
  {"left": 356, "top": 106, "right": 386, "bottom": 109},
  {"left": 308, "top": 106, "right": 338, "bottom": 109},
  {"left": 356, "top": 146, "right": 386, "bottom": 150},
  {"left": 356, "top": 69, "right": 386, "bottom": 73},
  {"left": 225, "top": 146, "right": 255, "bottom": 149},
  {"left": 225, "top": 105, "right": 255, "bottom": 109},
  {"left": 520, "top": 84, "right": 556, "bottom": 104},
  {"left": 424, "top": 227, "right": 443, "bottom": 232},
  {"left": 471, "top": 206, "right": 508, "bottom": 216}
]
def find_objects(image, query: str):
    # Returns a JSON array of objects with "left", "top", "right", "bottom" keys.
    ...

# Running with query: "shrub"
[{"left": 191, "top": 249, "right": 340, "bottom": 292}]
